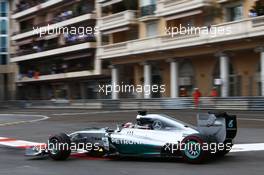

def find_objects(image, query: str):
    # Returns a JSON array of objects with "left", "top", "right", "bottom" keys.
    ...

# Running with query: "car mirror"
[{"left": 116, "top": 124, "right": 121, "bottom": 132}]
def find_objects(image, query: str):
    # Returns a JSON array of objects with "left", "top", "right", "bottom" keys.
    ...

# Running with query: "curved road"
[{"left": 0, "top": 109, "right": 263, "bottom": 175}]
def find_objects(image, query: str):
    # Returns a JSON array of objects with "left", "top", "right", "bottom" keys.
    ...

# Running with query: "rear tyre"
[
  {"left": 181, "top": 134, "right": 209, "bottom": 164},
  {"left": 48, "top": 133, "right": 71, "bottom": 161}
]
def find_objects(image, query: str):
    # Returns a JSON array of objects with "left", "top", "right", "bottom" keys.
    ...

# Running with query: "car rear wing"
[{"left": 197, "top": 112, "right": 237, "bottom": 143}]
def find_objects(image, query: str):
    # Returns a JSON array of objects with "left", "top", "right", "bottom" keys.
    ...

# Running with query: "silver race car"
[{"left": 26, "top": 111, "right": 237, "bottom": 163}]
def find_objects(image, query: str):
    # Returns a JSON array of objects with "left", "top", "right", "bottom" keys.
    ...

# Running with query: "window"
[
  {"left": 0, "top": 20, "right": 7, "bottom": 34},
  {"left": 227, "top": 5, "right": 243, "bottom": 21},
  {"left": 140, "top": 0, "right": 156, "bottom": 16},
  {"left": 140, "top": 0, "right": 156, "bottom": 7},
  {"left": 0, "top": 1, "right": 8, "bottom": 17},
  {"left": 0, "top": 37, "right": 7, "bottom": 52},
  {"left": 0, "top": 54, "right": 7, "bottom": 65},
  {"left": 146, "top": 21, "right": 158, "bottom": 37}
]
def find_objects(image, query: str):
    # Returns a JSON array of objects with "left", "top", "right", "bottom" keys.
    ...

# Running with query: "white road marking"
[
  {"left": 237, "top": 118, "right": 264, "bottom": 122},
  {"left": 52, "top": 110, "right": 138, "bottom": 116},
  {"left": 10, "top": 112, "right": 40, "bottom": 114},
  {"left": 0, "top": 137, "right": 43, "bottom": 148},
  {"left": 230, "top": 143, "right": 264, "bottom": 152},
  {"left": 1, "top": 136, "right": 264, "bottom": 153},
  {"left": 0, "top": 140, "right": 42, "bottom": 148},
  {"left": 0, "top": 137, "right": 8, "bottom": 140},
  {"left": 0, "top": 114, "right": 49, "bottom": 126}
]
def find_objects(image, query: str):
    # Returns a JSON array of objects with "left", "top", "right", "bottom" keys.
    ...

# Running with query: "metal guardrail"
[{"left": 1, "top": 97, "right": 264, "bottom": 110}]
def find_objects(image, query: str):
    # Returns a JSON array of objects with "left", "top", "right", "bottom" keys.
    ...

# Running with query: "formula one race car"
[{"left": 26, "top": 111, "right": 237, "bottom": 163}]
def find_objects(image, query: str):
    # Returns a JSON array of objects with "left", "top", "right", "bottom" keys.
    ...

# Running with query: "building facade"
[
  {"left": 96, "top": 0, "right": 264, "bottom": 99},
  {"left": 9, "top": 0, "right": 264, "bottom": 100},
  {"left": 0, "top": 0, "right": 16, "bottom": 101},
  {"left": 10, "top": 0, "right": 111, "bottom": 100}
]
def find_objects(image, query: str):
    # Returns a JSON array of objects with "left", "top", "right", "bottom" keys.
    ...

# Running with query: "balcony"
[
  {"left": 16, "top": 68, "right": 111, "bottom": 83},
  {"left": 17, "top": 70, "right": 98, "bottom": 83},
  {"left": 156, "top": 0, "right": 211, "bottom": 16},
  {"left": 97, "top": 16, "right": 264, "bottom": 59},
  {"left": 11, "top": 13, "right": 96, "bottom": 41},
  {"left": 13, "top": 4, "right": 95, "bottom": 35},
  {"left": 11, "top": 42, "right": 96, "bottom": 62},
  {"left": 252, "top": 16, "right": 264, "bottom": 27},
  {"left": 13, "top": 34, "right": 96, "bottom": 56},
  {"left": 98, "top": 0, "right": 123, "bottom": 7},
  {"left": 98, "top": 10, "right": 138, "bottom": 31},
  {"left": 12, "top": 0, "right": 65, "bottom": 19}
]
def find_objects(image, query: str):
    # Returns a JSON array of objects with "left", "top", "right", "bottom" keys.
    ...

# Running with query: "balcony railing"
[
  {"left": 12, "top": 0, "right": 69, "bottom": 19},
  {"left": 98, "top": 0, "right": 123, "bottom": 7},
  {"left": 14, "top": 0, "right": 49, "bottom": 13},
  {"left": 11, "top": 13, "right": 96, "bottom": 41},
  {"left": 12, "top": 8, "right": 95, "bottom": 36},
  {"left": 98, "top": 10, "right": 138, "bottom": 31},
  {"left": 17, "top": 70, "right": 98, "bottom": 83},
  {"left": 12, "top": 35, "right": 96, "bottom": 57},
  {"left": 97, "top": 16, "right": 264, "bottom": 59},
  {"left": 252, "top": 16, "right": 264, "bottom": 27},
  {"left": 19, "top": 60, "right": 94, "bottom": 81},
  {"left": 156, "top": 0, "right": 210, "bottom": 16},
  {"left": 11, "top": 42, "right": 96, "bottom": 63}
]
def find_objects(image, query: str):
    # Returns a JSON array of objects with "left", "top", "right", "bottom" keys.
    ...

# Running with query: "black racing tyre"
[
  {"left": 215, "top": 141, "right": 233, "bottom": 157},
  {"left": 48, "top": 133, "right": 71, "bottom": 161},
  {"left": 181, "top": 134, "right": 209, "bottom": 164}
]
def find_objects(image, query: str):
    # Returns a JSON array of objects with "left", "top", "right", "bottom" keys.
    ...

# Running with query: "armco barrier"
[{"left": 1, "top": 97, "right": 264, "bottom": 110}]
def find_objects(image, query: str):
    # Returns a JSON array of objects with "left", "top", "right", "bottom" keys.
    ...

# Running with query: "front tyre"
[
  {"left": 48, "top": 133, "right": 71, "bottom": 161},
  {"left": 181, "top": 134, "right": 209, "bottom": 164}
]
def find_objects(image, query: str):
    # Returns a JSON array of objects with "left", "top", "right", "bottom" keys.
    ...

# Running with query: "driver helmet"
[
  {"left": 136, "top": 115, "right": 152, "bottom": 126},
  {"left": 123, "top": 122, "right": 134, "bottom": 128}
]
